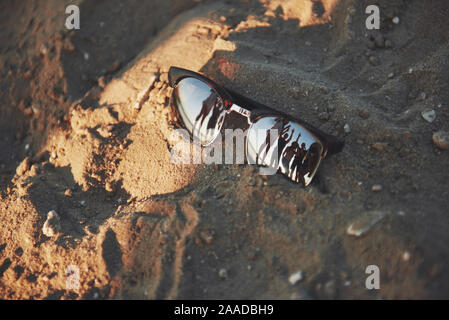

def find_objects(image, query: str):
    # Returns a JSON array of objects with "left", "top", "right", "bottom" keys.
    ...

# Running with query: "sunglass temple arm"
[{"left": 229, "top": 104, "right": 253, "bottom": 124}]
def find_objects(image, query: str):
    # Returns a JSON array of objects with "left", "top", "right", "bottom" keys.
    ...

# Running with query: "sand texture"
[{"left": 1, "top": 0, "right": 449, "bottom": 299}]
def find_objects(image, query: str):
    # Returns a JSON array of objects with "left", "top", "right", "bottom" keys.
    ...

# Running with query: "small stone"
[
  {"left": 344, "top": 124, "right": 351, "bottom": 133},
  {"left": 64, "top": 189, "right": 72, "bottom": 197},
  {"left": 388, "top": 72, "right": 395, "bottom": 79},
  {"left": 31, "top": 104, "right": 41, "bottom": 114},
  {"left": 408, "top": 67, "right": 414, "bottom": 74},
  {"left": 288, "top": 270, "right": 304, "bottom": 285},
  {"left": 372, "top": 142, "right": 387, "bottom": 152},
  {"left": 218, "top": 268, "right": 228, "bottom": 279},
  {"left": 24, "top": 143, "right": 30, "bottom": 151},
  {"left": 420, "top": 92, "right": 427, "bottom": 100},
  {"left": 84, "top": 52, "right": 89, "bottom": 61},
  {"left": 305, "top": 41, "right": 311, "bottom": 46},
  {"left": 398, "top": 210, "right": 406, "bottom": 216},
  {"left": 290, "top": 288, "right": 313, "bottom": 300},
  {"left": 97, "top": 125, "right": 113, "bottom": 138},
  {"left": 40, "top": 44, "right": 49, "bottom": 55},
  {"left": 432, "top": 131, "right": 449, "bottom": 150},
  {"left": 372, "top": 184, "right": 382, "bottom": 192},
  {"left": 392, "top": 16, "right": 400, "bottom": 24},
  {"left": 369, "top": 56, "right": 378, "bottom": 66},
  {"left": 402, "top": 251, "right": 411, "bottom": 262},
  {"left": 384, "top": 39, "right": 393, "bottom": 48},
  {"left": 16, "top": 157, "right": 31, "bottom": 176},
  {"left": 347, "top": 210, "right": 385, "bottom": 237},
  {"left": 374, "top": 33, "right": 385, "bottom": 48},
  {"left": 80, "top": 200, "right": 86, "bottom": 206},
  {"left": 421, "top": 109, "right": 436, "bottom": 123},
  {"left": 42, "top": 210, "right": 61, "bottom": 237}
]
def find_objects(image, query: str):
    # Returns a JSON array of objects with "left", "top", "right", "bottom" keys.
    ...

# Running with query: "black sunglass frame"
[{"left": 168, "top": 66, "right": 344, "bottom": 157}]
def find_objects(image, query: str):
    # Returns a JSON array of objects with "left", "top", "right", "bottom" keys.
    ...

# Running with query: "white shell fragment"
[
  {"left": 289, "top": 270, "right": 304, "bottom": 285},
  {"left": 42, "top": 210, "right": 61, "bottom": 237},
  {"left": 347, "top": 210, "right": 385, "bottom": 237},
  {"left": 421, "top": 109, "right": 436, "bottom": 123}
]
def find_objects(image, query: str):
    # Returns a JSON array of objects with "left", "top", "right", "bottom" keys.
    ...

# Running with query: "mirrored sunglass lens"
[
  {"left": 173, "top": 77, "right": 226, "bottom": 145},
  {"left": 247, "top": 116, "right": 323, "bottom": 186}
]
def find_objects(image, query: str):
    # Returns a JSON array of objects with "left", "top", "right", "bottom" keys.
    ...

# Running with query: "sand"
[{"left": 0, "top": 0, "right": 449, "bottom": 299}]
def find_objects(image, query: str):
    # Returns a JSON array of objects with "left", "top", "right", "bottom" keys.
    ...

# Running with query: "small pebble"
[
  {"left": 388, "top": 72, "right": 394, "bottom": 79},
  {"left": 392, "top": 16, "right": 400, "bottom": 24},
  {"left": 347, "top": 210, "right": 385, "bottom": 237},
  {"left": 408, "top": 67, "right": 414, "bottom": 74},
  {"left": 288, "top": 270, "right": 304, "bottom": 285},
  {"left": 40, "top": 44, "right": 49, "bottom": 55},
  {"left": 24, "top": 144, "right": 30, "bottom": 151},
  {"left": 344, "top": 124, "right": 351, "bottom": 133},
  {"left": 42, "top": 210, "right": 61, "bottom": 237},
  {"left": 84, "top": 52, "right": 90, "bottom": 61},
  {"left": 218, "top": 268, "right": 228, "bottom": 279},
  {"left": 432, "top": 131, "right": 449, "bottom": 150},
  {"left": 64, "top": 189, "right": 72, "bottom": 197},
  {"left": 374, "top": 33, "right": 385, "bottom": 48},
  {"left": 372, "top": 184, "right": 383, "bottom": 192},
  {"left": 372, "top": 142, "right": 386, "bottom": 152},
  {"left": 402, "top": 251, "right": 411, "bottom": 262},
  {"left": 369, "top": 56, "right": 378, "bottom": 65},
  {"left": 421, "top": 109, "right": 436, "bottom": 123},
  {"left": 398, "top": 210, "right": 406, "bottom": 216},
  {"left": 80, "top": 200, "right": 86, "bottom": 206}
]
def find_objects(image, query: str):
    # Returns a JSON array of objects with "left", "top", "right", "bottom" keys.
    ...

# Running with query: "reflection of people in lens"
[
  {"left": 193, "top": 90, "right": 224, "bottom": 141},
  {"left": 290, "top": 142, "right": 320, "bottom": 184},
  {"left": 257, "top": 117, "right": 293, "bottom": 167},
  {"left": 281, "top": 135, "right": 300, "bottom": 172},
  {"left": 195, "top": 90, "right": 218, "bottom": 127}
]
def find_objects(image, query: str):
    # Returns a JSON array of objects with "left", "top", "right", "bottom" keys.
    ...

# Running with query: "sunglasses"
[{"left": 168, "top": 66, "right": 344, "bottom": 187}]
